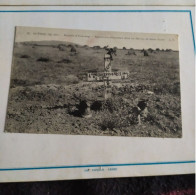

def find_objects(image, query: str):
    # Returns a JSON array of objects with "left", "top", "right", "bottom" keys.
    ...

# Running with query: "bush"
[
  {"left": 144, "top": 50, "right": 149, "bottom": 56},
  {"left": 153, "top": 82, "right": 180, "bottom": 95},
  {"left": 98, "top": 108, "right": 137, "bottom": 131},
  {"left": 98, "top": 112, "right": 119, "bottom": 130},
  {"left": 58, "top": 47, "right": 65, "bottom": 51},
  {"left": 97, "top": 97, "right": 138, "bottom": 131},
  {"left": 126, "top": 50, "right": 136, "bottom": 55},
  {"left": 20, "top": 55, "right": 30, "bottom": 58},
  {"left": 70, "top": 46, "right": 77, "bottom": 53},
  {"left": 91, "top": 101, "right": 102, "bottom": 111},
  {"left": 37, "top": 57, "right": 50, "bottom": 62},
  {"left": 93, "top": 46, "right": 101, "bottom": 49},
  {"left": 58, "top": 59, "right": 71, "bottom": 63},
  {"left": 148, "top": 48, "right": 154, "bottom": 53},
  {"left": 102, "top": 98, "right": 120, "bottom": 113},
  {"left": 65, "top": 75, "right": 79, "bottom": 84}
]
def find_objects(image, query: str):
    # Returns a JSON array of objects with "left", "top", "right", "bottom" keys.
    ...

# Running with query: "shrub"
[
  {"left": 20, "top": 55, "right": 30, "bottom": 58},
  {"left": 58, "top": 47, "right": 64, "bottom": 51},
  {"left": 58, "top": 59, "right": 71, "bottom": 63},
  {"left": 148, "top": 48, "right": 154, "bottom": 53},
  {"left": 98, "top": 112, "right": 119, "bottom": 130},
  {"left": 144, "top": 50, "right": 149, "bottom": 56},
  {"left": 70, "top": 46, "right": 77, "bottom": 53},
  {"left": 37, "top": 57, "right": 50, "bottom": 62},
  {"left": 91, "top": 101, "right": 102, "bottom": 111},
  {"left": 65, "top": 75, "right": 79, "bottom": 84},
  {"left": 102, "top": 98, "right": 119, "bottom": 113},
  {"left": 93, "top": 46, "right": 101, "bottom": 49},
  {"left": 126, "top": 50, "right": 136, "bottom": 55},
  {"left": 97, "top": 97, "right": 138, "bottom": 131},
  {"left": 153, "top": 82, "right": 180, "bottom": 96}
]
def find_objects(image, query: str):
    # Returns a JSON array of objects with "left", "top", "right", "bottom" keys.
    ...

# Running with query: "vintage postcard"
[{"left": 4, "top": 26, "right": 181, "bottom": 138}]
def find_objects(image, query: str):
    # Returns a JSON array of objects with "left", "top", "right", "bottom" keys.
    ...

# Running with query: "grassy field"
[{"left": 4, "top": 41, "right": 182, "bottom": 138}]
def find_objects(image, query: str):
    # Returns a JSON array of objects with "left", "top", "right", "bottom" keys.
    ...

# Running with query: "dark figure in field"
[
  {"left": 143, "top": 50, "right": 149, "bottom": 56},
  {"left": 68, "top": 100, "right": 92, "bottom": 118},
  {"left": 137, "top": 100, "right": 148, "bottom": 112},
  {"left": 58, "top": 45, "right": 64, "bottom": 51},
  {"left": 105, "top": 46, "right": 117, "bottom": 60},
  {"left": 70, "top": 46, "right": 77, "bottom": 54},
  {"left": 132, "top": 99, "right": 148, "bottom": 125}
]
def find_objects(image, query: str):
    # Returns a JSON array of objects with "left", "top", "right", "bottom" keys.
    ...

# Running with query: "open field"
[{"left": 4, "top": 41, "right": 182, "bottom": 138}]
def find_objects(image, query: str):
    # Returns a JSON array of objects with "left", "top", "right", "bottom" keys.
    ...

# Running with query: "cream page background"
[
  {"left": 0, "top": 6, "right": 194, "bottom": 182},
  {"left": 0, "top": 0, "right": 195, "bottom": 6}
]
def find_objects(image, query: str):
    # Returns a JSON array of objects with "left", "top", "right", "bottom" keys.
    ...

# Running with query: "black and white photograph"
[{"left": 4, "top": 26, "right": 182, "bottom": 138}]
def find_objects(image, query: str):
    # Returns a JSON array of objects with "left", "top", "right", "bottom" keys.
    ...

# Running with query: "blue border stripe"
[
  {"left": 0, "top": 161, "right": 195, "bottom": 171},
  {"left": 189, "top": 11, "right": 196, "bottom": 52},
  {"left": 0, "top": 9, "right": 195, "bottom": 171}
]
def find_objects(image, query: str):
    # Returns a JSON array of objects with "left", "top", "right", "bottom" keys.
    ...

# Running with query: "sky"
[{"left": 15, "top": 26, "right": 179, "bottom": 51}]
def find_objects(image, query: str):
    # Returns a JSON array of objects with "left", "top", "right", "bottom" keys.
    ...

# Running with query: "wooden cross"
[{"left": 87, "top": 54, "right": 130, "bottom": 100}]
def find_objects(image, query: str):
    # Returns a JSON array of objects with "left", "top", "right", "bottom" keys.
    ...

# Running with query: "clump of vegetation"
[
  {"left": 153, "top": 82, "right": 180, "bottom": 96},
  {"left": 93, "top": 46, "right": 101, "bottom": 49},
  {"left": 148, "top": 48, "right": 154, "bottom": 53},
  {"left": 57, "top": 44, "right": 66, "bottom": 51},
  {"left": 58, "top": 47, "right": 64, "bottom": 51},
  {"left": 141, "top": 49, "right": 145, "bottom": 53},
  {"left": 70, "top": 46, "right": 77, "bottom": 53},
  {"left": 10, "top": 79, "right": 27, "bottom": 87},
  {"left": 65, "top": 75, "right": 79, "bottom": 84},
  {"left": 97, "top": 98, "right": 137, "bottom": 131},
  {"left": 91, "top": 101, "right": 102, "bottom": 111},
  {"left": 144, "top": 50, "right": 149, "bottom": 56},
  {"left": 98, "top": 112, "right": 120, "bottom": 130},
  {"left": 146, "top": 95, "right": 181, "bottom": 134},
  {"left": 58, "top": 58, "right": 72, "bottom": 63},
  {"left": 37, "top": 57, "right": 50, "bottom": 62},
  {"left": 126, "top": 50, "right": 136, "bottom": 55},
  {"left": 20, "top": 55, "right": 30, "bottom": 58}
]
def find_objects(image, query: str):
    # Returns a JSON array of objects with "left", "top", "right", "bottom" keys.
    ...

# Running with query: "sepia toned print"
[{"left": 4, "top": 26, "right": 182, "bottom": 138}]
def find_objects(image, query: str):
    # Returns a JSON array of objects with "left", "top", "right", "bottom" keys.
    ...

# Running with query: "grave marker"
[{"left": 87, "top": 52, "right": 130, "bottom": 100}]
